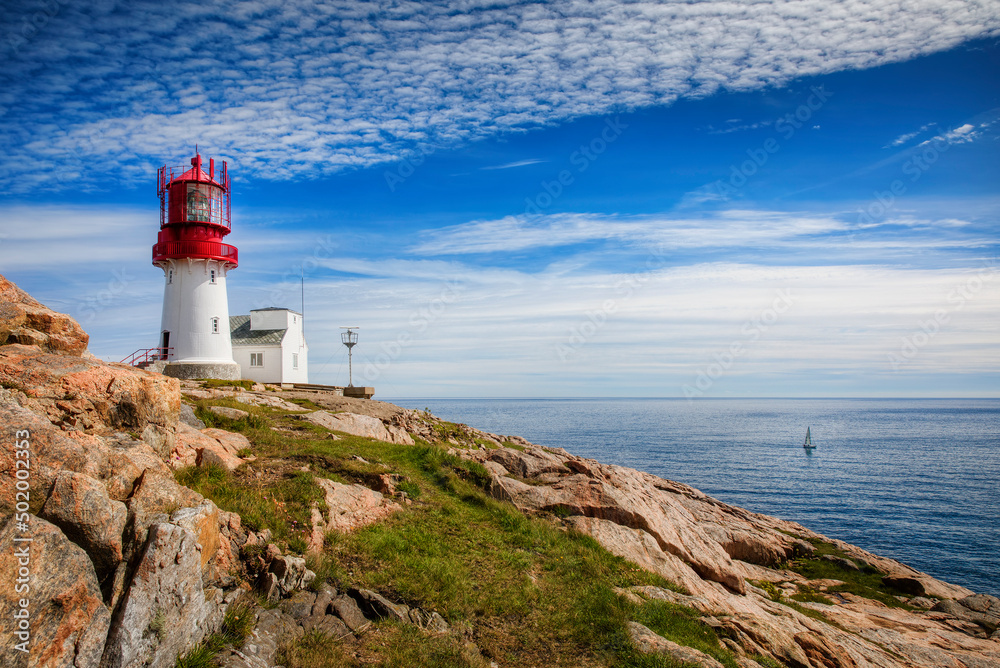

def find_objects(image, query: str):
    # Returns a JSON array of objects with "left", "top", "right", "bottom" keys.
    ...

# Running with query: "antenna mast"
[{"left": 340, "top": 326, "right": 359, "bottom": 387}]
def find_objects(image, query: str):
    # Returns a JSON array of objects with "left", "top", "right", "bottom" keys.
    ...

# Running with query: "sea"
[{"left": 388, "top": 398, "right": 1000, "bottom": 596}]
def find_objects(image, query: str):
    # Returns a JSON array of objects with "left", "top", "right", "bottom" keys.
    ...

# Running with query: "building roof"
[
  {"left": 252, "top": 307, "right": 302, "bottom": 315},
  {"left": 230, "top": 315, "right": 285, "bottom": 346}
]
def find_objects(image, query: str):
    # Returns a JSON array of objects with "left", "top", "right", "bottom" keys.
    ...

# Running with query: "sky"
[{"left": 0, "top": 0, "right": 998, "bottom": 398}]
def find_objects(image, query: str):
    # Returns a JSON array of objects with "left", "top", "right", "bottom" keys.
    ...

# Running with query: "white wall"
[
  {"left": 157, "top": 258, "right": 234, "bottom": 363},
  {"left": 250, "top": 309, "right": 295, "bottom": 331},
  {"left": 232, "top": 344, "right": 282, "bottom": 384},
  {"left": 281, "top": 321, "right": 309, "bottom": 384}
]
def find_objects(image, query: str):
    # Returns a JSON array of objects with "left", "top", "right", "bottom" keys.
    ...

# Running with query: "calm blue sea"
[{"left": 389, "top": 398, "right": 1000, "bottom": 596}]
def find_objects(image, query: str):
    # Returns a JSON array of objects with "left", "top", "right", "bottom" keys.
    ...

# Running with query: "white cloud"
[
  {"left": 480, "top": 159, "right": 545, "bottom": 170},
  {"left": 410, "top": 209, "right": 982, "bottom": 256},
  {"left": 3, "top": 199, "right": 997, "bottom": 395},
  {"left": 2, "top": 0, "right": 999, "bottom": 191},
  {"left": 918, "top": 114, "right": 1000, "bottom": 147},
  {"left": 707, "top": 120, "right": 773, "bottom": 134},
  {"left": 885, "top": 122, "right": 937, "bottom": 148},
  {"left": 256, "top": 259, "right": 1000, "bottom": 395}
]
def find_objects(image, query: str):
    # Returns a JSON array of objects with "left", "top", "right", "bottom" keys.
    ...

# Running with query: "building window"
[
  {"left": 211, "top": 317, "right": 219, "bottom": 334},
  {"left": 210, "top": 269, "right": 217, "bottom": 284},
  {"left": 250, "top": 352, "right": 263, "bottom": 367},
  {"left": 168, "top": 269, "right": 173, "bottom": 284},
  {"left": 292, "top": 353, "right": 298, "bottom": 369}
]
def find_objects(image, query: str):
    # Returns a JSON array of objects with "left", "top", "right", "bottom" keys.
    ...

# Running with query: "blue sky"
[{"left": 1, "top": 0, "right": 998, "bottom": 398}]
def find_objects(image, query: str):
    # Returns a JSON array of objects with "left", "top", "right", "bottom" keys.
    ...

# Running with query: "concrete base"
[
  {"left": 343, "top": 386, "right": 375, "bottom": 399},
  {"left": 162, "top": 361, "right": 241, "bottom": 381}
]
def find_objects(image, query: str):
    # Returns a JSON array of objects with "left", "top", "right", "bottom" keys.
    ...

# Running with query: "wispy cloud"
[
  {"left": 706, "top": 120, "right": 774, "bottom": 135},
  {"left": 408, "top": 209, "right": 993, "bottom": 259},
  {"left": 2, "top": 0, "right": 998, "bottom": 192},
  {"left": 884, "top": 122, "right": 937, "bottom": 148},
  {"left": 480, "top": 159, "right": 545, "bottom": 171},
  {"left": 920, "top": 121, "right": 988, "bottom": 146},
  {"left": 247, "top": 259, "right": 1000, "bottom": 395}
]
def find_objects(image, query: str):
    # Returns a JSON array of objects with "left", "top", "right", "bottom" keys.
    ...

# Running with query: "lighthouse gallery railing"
[{"left": 151, "top": 240, "right": 239, "bottom": 264}]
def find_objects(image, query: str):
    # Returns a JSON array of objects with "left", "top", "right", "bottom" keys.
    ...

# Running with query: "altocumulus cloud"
[{"left": 2, "top": 0, "right": 999, "bottom": 192}]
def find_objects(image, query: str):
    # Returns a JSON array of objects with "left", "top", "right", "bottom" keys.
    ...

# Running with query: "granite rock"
[
  {"left": 0, "top": 516, "right": 110, "bottom": 668},
  {"left": 0, "top": 273, "right": 89, "bottom": 356}
]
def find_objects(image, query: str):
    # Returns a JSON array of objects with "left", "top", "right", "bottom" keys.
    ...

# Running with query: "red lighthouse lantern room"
[{"left": 152, "top": 154, "right": 238, "bottom": 267}]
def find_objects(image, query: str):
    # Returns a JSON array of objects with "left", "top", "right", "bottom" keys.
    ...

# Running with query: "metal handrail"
[{"left": 121, "top": 347, "right": 172, "bottom": 366}]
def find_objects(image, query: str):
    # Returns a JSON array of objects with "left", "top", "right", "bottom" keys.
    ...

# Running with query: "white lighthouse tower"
[{"left": 152, "top": 152, "right": 241, "bottom": 380}]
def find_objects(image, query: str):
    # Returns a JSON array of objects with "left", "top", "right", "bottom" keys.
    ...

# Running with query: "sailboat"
[{"left": 803, "top": 427, "right": 816, "bottom": 450}]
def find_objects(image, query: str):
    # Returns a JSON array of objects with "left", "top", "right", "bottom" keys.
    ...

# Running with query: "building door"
[{"left": 160, "top": 331, "right": 170, "bottom": 359}]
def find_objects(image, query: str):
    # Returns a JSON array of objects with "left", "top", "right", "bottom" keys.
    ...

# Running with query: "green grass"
[
  {"left": 754, "top": 580, "right": 784, "bottom": 602},
  {"left": 174, "top": 465, "right": 322, "bottom": 550},
  {"left": 790, "top": 589, "right": 835, "bottom": 605},
  {"left": 787, "top": 539, "right": 912, "bottom": 609},
  {"left": 174, "top": 597, "right": 256, "bottom": 667},
  {"left": 310, "top": 447, "right": 732, "bottom": 667},
  {"left": 621, "top": 600, "right": 740, "bottom": 668},
  {"left": 194, "top": 399, "right": 271, "bottom": 432},
  {"left": 396, "top": 480, "right": 421, "bottom": 499},
  {"left": 285, "top": 396, "right": 323, "bottom": 411},
  {"left": 179, "top": 402, "right": 746, "bottom": 668},
  {"left": 201, "top": 379, "right": 256, "bottom": 390},
  {"left": 278, "top": 625, "right": 486, "bottom": 668},
  {"left": 174, "top": 643, "right": 217, "bottom": 668}
]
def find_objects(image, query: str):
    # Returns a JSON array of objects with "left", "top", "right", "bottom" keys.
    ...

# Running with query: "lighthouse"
[{"left": 152, "top": 152, "right": 241, "bottom": 380}]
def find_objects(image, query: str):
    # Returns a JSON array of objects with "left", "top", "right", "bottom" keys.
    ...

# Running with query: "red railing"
[
  {"left": 152, "top": 240, "right": 238, "bottom": 265},
  {"left": 121, "top": 347, "right": 172, "bottom": 366}
]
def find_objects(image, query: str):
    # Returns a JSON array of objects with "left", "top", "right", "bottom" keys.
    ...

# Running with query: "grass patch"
[
  {"left": 148, "top": 608, "right": 167, "bottom": 642},
  {"left": 174, "top": 643, "right": 217, "bottom": 668},
  {"left": 285, "top": 396, "right": 323, "bottom": 411},
  {"left": 431, "top": 421, "right": 468, "bottom": 443},
  {"left": 788, "top": 539, "right": 912, "bottom": 609},
  {"left": 194, "top": 399, "right": 271, "bottom": 433},
  {"left": 790, "top": 589, "right": 834, "bottom": 605},
  {"left": 754, "top": 580, "right": 784, "bottom": 602},
  {"left": 219, "top": 598, "right": 256, "bottom": 646},
  {"left": 174, "top": 465, "right": 322, "bottom": 551},
  {"left": 784, "top": 599, "right": 833, "bottom": 625},
  {"left": 621, "top": 600, "right": 740, "bottom": 668},
  {"left": 201, "top": 379, "right": 256, "bottom": 390},
  {"left": 280, "top": 624, "right": 484, "bottom": 668},
  {"left": 174, "top": 597, "right": 257, "bottom": 667},
  {"left": 396, "top": 480, "right": 421, "bottom": 499},
  {"left": 314, "top": 445, "right": 727, "bottom": 667}
]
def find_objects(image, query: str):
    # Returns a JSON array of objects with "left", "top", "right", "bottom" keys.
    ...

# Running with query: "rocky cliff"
[{"left": 1, "top": 273, "right": 998, "bottom": 668}]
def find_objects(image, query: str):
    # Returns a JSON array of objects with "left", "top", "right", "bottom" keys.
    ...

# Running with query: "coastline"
[
  {"left": 393, "top": 396, "right": 1000, "bottom": 598},
  {"left": 2, "top": 274, "right": 999, "bottom": 668}
]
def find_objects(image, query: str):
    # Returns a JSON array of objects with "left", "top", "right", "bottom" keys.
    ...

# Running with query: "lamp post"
[{"left": 340, "top": 326, "right": 359, "bottom": 387}]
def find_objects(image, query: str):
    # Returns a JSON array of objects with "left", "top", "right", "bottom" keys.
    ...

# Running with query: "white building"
[{"left": 230, "top": 308, "right": 308, "bottom": 384}]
